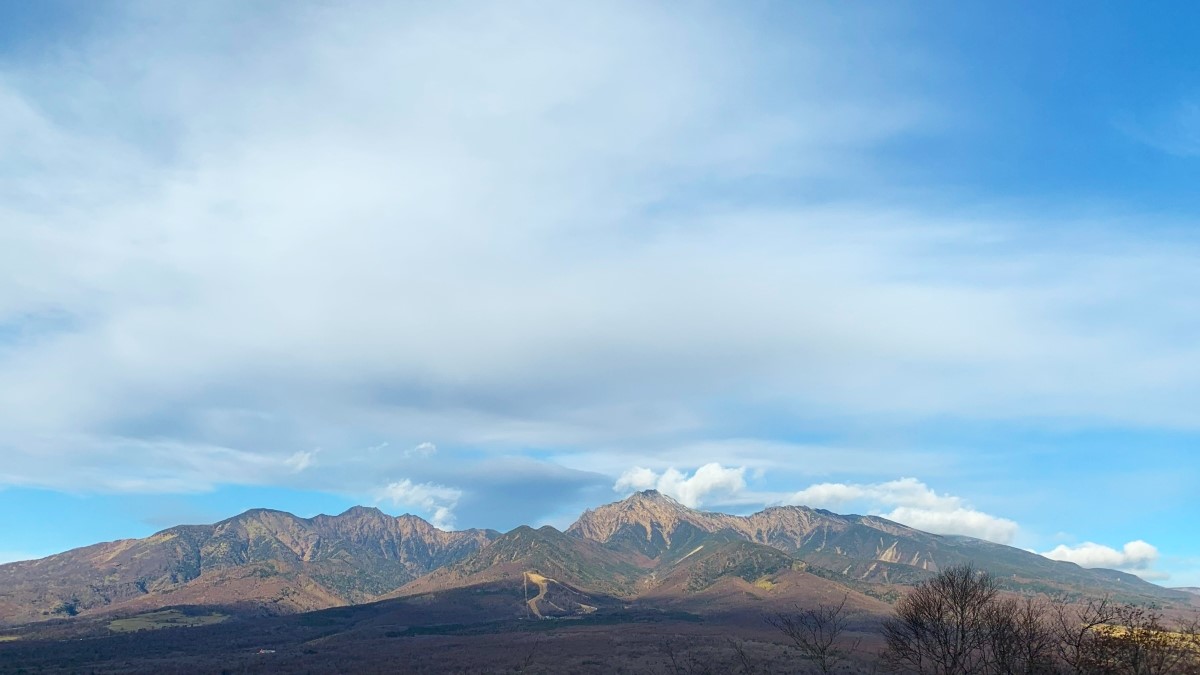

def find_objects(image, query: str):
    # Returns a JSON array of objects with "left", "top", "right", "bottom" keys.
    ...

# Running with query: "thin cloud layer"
[
  {"left": 1119, "top": 99, "right": 1200, "bottom": 157},
  {"left": 406, "top": 443, "right": 438, "bottom": 459},
  {"left": 0, "top": 2, "right": 1198, "bottom": 581},
  {"left": 2, "top": 1, "right": 1199, "bottom": 503},
  {"left": 0, "top": 2, "right": 944, "bottom": 496}
]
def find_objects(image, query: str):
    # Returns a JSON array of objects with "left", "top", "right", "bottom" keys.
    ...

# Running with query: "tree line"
[{"left": 771, "top": 564, "right": 1200, "bottom": 674}]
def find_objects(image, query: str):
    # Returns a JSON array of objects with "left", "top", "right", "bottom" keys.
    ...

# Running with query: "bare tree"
[
  {"left": 726, "top": 638, "right": 762, "bottom": 675},
  {"left": 985, "top": 596, "right": 1058, "bottom": 674},
  {"left": 876, "top": 568, "right": 1200, "bottom": 675},
  {"left": 1049, "top": 595, "right": 1200, "bottom": 675},
  {"left": 881, "top": 565, "right": 1000, "bottom": 675},
  {"left": 659, "top": 639, "right": 722, "bottom": 675},
  {"left": 1093, "top": 604, "right": 1200, "bottom": 675},
  {"left": 1177, "top": 616, "right": 1200, "bottom": 675},
  {"left": 1049, "top": 594, "right": 1117, "bottom": 674},
  {"left": 768, "top": 593, "right": 863, "bottom": 674}
]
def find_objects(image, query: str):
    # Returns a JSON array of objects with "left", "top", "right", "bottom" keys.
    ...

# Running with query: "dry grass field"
[{"left": 106, "top": 609, "right": 230, "bottom": 633}]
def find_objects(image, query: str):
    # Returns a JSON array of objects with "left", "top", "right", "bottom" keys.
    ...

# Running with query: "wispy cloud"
[
  {"left": 0, "top": 2, "right": 1198, "bottom": 577},
  {"left": 0, "top": 1, "right": 954, "bottom": 497},
  {"left": 285, "top": 449, "right": 318, "bottom": 472},
  {"left": 405, "top": 442, "right": 437, "bottom": 459},
  {"left": 1117, "top": 99, "right": 1200, "bottom": 156}
]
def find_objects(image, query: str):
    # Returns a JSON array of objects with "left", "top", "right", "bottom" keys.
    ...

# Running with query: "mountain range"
[
  {"left": 0, "top": 506, "right": 496, "bottom": 625},
  {"left": 0, "top": 490, "right": 1189, "bottom": 627}
]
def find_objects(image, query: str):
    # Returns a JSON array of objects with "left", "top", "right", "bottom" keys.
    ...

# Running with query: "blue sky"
[{"left": 1, "top": 1, "right": 1199, "bottom": 585}]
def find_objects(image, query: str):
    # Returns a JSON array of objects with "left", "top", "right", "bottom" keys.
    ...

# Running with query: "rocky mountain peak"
[
  {"left": 567, "top": 490, "right": 739, "bottom": 546},
  {"left": 623, "top": 490, "right": 698, "bottom": 513},
  {"left": 627, "top": 489, "right": 680, "bottom": 504},
  {"left": 612, "top": 490, "right": 690, "bottom": 515},
  {"left": 336, "top": 505, "right": 388, "bottom": 520}
]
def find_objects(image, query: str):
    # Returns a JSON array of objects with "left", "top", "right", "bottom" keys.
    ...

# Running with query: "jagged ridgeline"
[
  {"left": 568, "top": 490, "right": 1185, "bottom": 600},
  {"left": 0, "top": 491, "right": 1189, "bottom": 627},
  {"left": 0, "top": 507, "right": 497, "bottom": 624}
]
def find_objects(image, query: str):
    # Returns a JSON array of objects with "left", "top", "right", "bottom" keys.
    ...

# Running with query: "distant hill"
[
  {"left": 0, "top": 507, "right": 496, "bottom": 625},
  {"left": 0, "top": 490, "right": 1188, "bottom": 628}
]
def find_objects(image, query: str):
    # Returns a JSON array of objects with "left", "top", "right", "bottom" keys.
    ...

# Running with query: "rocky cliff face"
[
  {"left": 567, "top": 491, "right": 1187, "bottom": 600},
  {"left": 2, "top": 492, "right": 1188, "bottom": 627},
  {"left": 0, "top": 507, "right": 496, "bottom": 625},
  {"left": 566, "top": 490, "right": 744, "bottom": 546},
  {"left": 566, "top": 490, "right": 939, "bottom": 573}
]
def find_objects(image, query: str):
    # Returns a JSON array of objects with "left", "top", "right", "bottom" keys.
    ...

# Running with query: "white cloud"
[
  {"left": 885, "top": 507, "right": 1019, "bottom": 546},
  {"left": 787, "top": 477, "right": 1020, "bottom": 544},
  {"left": 377, "top": 479, "right": 463, "bottom": 530},
  {"left": 614, "top": 463, "right": 746, "bottom": 508},
  {"left": 285, "top": 449, "right": 318, "bottom": 472},
  {"left": 1041, "top": 540, "right": 1163, "bottom": 579},
  {"left": 614, "top": 467, "right": 658, "bottom": 493},
  {"left": 405, "top": 442, "right": 438, "bottom": 458}
]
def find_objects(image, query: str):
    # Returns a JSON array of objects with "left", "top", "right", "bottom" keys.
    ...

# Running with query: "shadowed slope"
[
  {"left": 0, "top": 507, "right": 496, "bottom": 625},
  {"left": 394, "top": 525, "right": 644, "bottom": 599},
  {"left": 569, "top": 491, "right": 1187, "bottom": 602},
  {"left": 1, "top": 492, "right": 1188, "bottom": 628}
]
